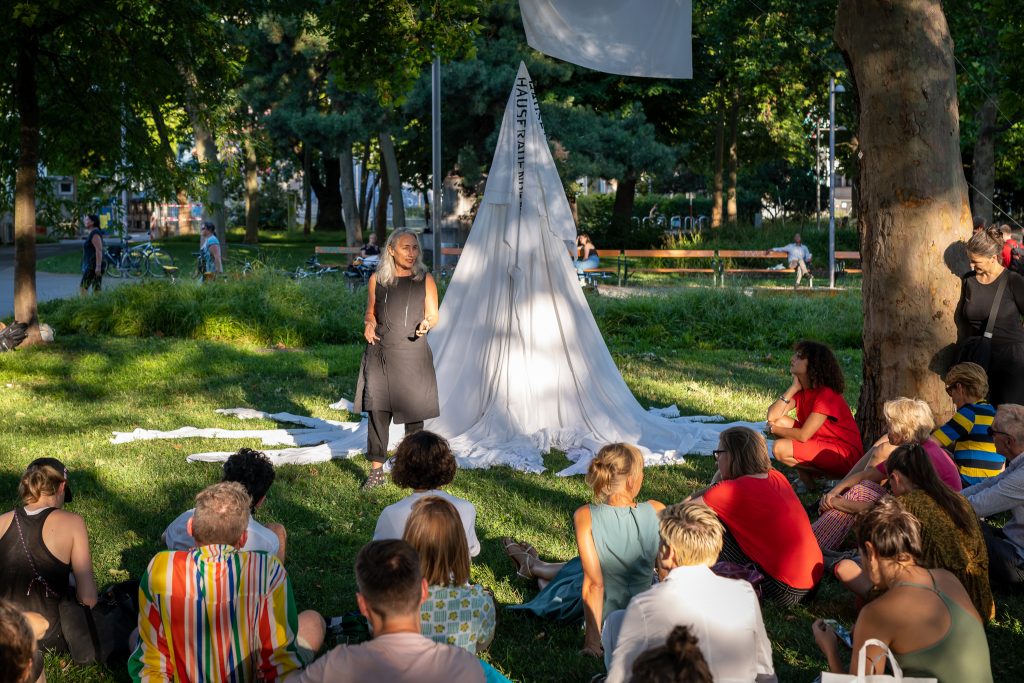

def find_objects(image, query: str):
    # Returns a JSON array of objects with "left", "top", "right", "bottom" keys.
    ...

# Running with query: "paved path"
[{"left": 0, "top": 240, "right": 134, "bottom": 318}]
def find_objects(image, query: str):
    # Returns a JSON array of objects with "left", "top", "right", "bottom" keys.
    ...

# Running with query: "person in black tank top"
[
  {"left": 354, "top": 229, "right": 440, "bottom": 490},
  {"left": 0, "top": 458, "right": 98, "bottom": 659}
]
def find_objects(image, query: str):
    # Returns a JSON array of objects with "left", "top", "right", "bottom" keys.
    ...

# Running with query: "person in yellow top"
[{"left": 929, "top": 362, "right": 1001, "bottom": 486}]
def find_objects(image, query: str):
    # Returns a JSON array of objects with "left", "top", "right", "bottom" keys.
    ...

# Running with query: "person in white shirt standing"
[
  {"left": 768, "top": 233, "right": 813, "bottom": 287},
  {"left": 963, "top": 403, "right": 1024, "bottom": 589},
  {"left": 603, "top": 503, "right": 776, "bottom": 683}
]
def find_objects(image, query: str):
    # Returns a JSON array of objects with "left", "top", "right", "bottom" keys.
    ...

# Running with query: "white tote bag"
[{"left": 821, "top": 638, "right": 938, "bottom": 683}]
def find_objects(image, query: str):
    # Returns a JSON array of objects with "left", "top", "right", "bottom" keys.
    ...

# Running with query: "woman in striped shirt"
[{"left": 930, "top": 362, "right": 1002, "bottom": 486}]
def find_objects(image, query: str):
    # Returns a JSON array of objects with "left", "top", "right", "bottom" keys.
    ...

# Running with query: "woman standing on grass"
[
  {"left": 199, "top": 222, "right": 222, "bottom": 279},
  {"left": 355, "top": 228, "right": 439, "bottom": 490},
  {"left": 766, "top": 340, "right": 863, "bottom": 491},
  {"left": 503, "top": 443, "right": 664, "bottom": 658}
]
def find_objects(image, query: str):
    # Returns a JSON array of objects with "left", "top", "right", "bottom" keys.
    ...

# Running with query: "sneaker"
[{"left": 361, "top": 467, "right": 388, "bottom": 491}]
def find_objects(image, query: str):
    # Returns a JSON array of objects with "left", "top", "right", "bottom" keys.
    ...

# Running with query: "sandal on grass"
[
  {"left": 361, "top": 467, "right": 388, "bottom": 491},
  {"left": 501, "top": 537, "right": 537, "bottom": 579}
]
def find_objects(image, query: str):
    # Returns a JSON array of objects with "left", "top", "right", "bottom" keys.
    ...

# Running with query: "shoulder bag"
[
  {"left": 821, "top": 638, "right": 937, "bottom": 682},
  {"left": 956, "top": 275, "right": 1007, "bottom": 371}
]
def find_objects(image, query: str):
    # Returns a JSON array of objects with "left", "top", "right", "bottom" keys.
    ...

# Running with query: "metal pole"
[
  {"left": 431, "top": 56, "right": 442, "bottom": 269},
  {"left": 828, "top": 78, "right": 837, "bottom": 289},
  {"left": 815, "top": 120, "right": 821, "bottom": 232}
]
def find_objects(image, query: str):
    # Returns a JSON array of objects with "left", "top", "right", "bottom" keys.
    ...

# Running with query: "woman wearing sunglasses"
[{"left": 929, "top": 362, "right": 1001, "bottom": 486}]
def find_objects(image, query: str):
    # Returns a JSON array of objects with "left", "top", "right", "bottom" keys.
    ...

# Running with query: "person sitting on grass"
[
  {"left": 814, "top": 397, "right": 960, "bottom": 551},
  {"left": 0, "top": 458, "right": 98, "bottom": 661},
  {"left": 929, "top": 362, "right": 1001, "bottom": 486},
  {"left": 130, "top": 482, "right": 325, "bottom": 681},
  {"left": 162, "top": 447, "right": 288, "bottom": 562},
  {"left": 687, "top": 427, "right": 823, "bottom": 606},
  {"left": 963, "top": 403, "right": 1024, "bottom": 590},
  {"left": 767, "top": 340, "right": 864, "bottom": 492},
  {"left": 503, "top": 443, "right": 665, "bottom": 658},
  {"left": 627, "top": 625, "right": 713, "bottom": 683},
  {"left": 0, "top": 599, "right": 45, "bottom": 683},
  {"left": 295, "top": 540, "right": 509, "bottom": 683},
  {"left": 603, "top": 503, "right": 776, "bottom": 683},
  {"left": 813, "top": 498, "right": 993, "bottom": 682},
  {"left": 832, "top": 444, "right": 994, "bottom": 621},
  {"left": 401, "top": 496, "right": 495, "bottom": 654},
  {"left": 374, "top": 430, "right": 480, "bottom": 557}
]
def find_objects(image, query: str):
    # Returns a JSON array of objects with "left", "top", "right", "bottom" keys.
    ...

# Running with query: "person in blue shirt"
[{"left": 199, "top": 222, "right": 222, "bottom": 279}]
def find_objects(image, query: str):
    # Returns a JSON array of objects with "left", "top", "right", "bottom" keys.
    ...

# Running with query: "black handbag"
[
  {"left": 957, "top": 275, "right": 1007, "bottom": 371},
  {"left": 59, "top": 579, "right": 139, "bottom": 666}
]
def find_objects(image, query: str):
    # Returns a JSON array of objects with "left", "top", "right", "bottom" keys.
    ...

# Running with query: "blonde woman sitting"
[
  {"left": 504, "top": 444, "right": 664, "bottom": 657},
  {"left": 402, "top": 496, "right": 495, "bottom": 654}
]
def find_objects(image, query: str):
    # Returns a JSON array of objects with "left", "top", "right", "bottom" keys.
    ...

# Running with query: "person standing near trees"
[
  {"left": 355, "top": 228, "right": 439, "bottom": 490},
  {"left": 199, "top": 222, "right": 223, "bottom": 279},
  {"left": 79, "top": 214, "right": 104, "bottom": 295}
]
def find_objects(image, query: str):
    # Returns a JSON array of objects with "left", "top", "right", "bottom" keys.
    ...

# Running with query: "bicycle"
[
  {"left": 290, "top": 255, "right": 342, "bottom": 280},
  {"left": 122, "top": 240, "right": 175, "bottom": 277}
]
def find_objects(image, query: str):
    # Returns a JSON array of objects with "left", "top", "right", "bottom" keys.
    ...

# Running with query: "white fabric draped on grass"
[{"left": 111, "top": 64, "right": 762, "bottom": 475}]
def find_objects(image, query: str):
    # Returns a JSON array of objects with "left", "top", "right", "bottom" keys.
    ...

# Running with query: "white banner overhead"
[{"left": 518, "top": 0, "right": 693, "bottom": 79}]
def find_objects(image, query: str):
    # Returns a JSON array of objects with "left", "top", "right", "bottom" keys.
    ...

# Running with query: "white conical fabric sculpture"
[{"left": 110, "top": 64, "right": 762, "bottom": 472}]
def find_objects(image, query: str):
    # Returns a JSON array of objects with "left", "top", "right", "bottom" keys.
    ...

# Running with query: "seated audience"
[
  {"left": 0, "top": 599, "right": 41, "bottom": 683},
  {"left": 628, "top": 625, "right": 713, "bottom": 683},
  {"left": 0, "top": 458, "right": 98, "bottom": 657},
  {"left": 688, "top": 427, "right": 823, "bottom": 605},
  {"left": 296, "top": 540, "right": 508, "bottom": 682},
  {"left": 767, "top": 340, "right": 864, "bottom": 490},
  {"left": 834, "top": 444, "right": 994, "bottom": 620},
  {"left": 375, "top": 431, "right": 480, "bottom": 556},
  {"left": 603, "top": 503, "right": 776, "bottom": 683},
  {"left": 929, "top": 362, "right": 1000, "bottom": 485},
  {"left": 963, "top": 403, "right": 1024, "bottom": 589},
  {"left": 814, "top": 397, "right": 959, "bottom": 550},
  {"left": 813, "top": 498, "right": 993, "bottom": 682},
  {"left": 129, "top": 482, "right": 324, "bottom": 681},
  {"left": 402, "top": 496, "right": 495, "bottom": 654},
  {"left": 162, "top": 447, "right": 287, "bottom": 561},
  {"left": 504, "top": 444, "right": 664, "bottom": 657}
]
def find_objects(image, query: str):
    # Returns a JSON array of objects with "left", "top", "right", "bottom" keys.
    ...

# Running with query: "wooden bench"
[
  {"left": 717, "top": 249, "right": 808, "bottom": 284},
  {"left": 314, "top": 245, "right": 362, "bottom": 265},
  {"left": 834, "top": 250, "right": 862, "bottom": 274},
  {"left": 618, "top": 249, "right": 718, "bottom": 285}
]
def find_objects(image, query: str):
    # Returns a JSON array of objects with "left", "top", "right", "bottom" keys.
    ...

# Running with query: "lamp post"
[{"left": 828, "top": 78, "right": 845, "bottom": 289}]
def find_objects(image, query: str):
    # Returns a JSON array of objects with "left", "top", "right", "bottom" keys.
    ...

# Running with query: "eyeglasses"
[
  {"left": 986, "top": 426, "right": 1010, "bottom": 438},
  {"left": 712, "top": 449, "right": 728, "bottom": 460}
]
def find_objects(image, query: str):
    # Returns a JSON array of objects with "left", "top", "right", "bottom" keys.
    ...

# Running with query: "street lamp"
[{"left": 828, "top": 78, "right": 845, "bottom": 289}]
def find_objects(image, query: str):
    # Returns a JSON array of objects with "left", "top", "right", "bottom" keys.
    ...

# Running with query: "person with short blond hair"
[
  {"left": 930, "top": 362, "right": 1001, "bottom": 485},
  {"left": 401, "top": 497, "right": 495, "bottom": 653},
  {"left": 130, "top": 482, "right": 324, "bottom": 682},
  {"left": 604, "top": 503, "right": 776, "bottom": 683},
  {"left": 964, "top": 404, "right": 1024, "bottom": 588}
]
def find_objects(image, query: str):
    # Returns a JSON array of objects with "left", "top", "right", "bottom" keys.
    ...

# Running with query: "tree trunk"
[
  {"left": 836, "top": 0, "right": 968, "bottom": 440},
  {"left": 13, "top": 32, "right": 41, "bottom": 345},
  {"left": 375, "top": 162, "right": 390, "bottom": 233},
  {"left": 176, "top": 190, "right": 190, "bottom": 235},
  {"left": 339, "top": 146, "right": 362, "bottom": 246},
  {"left": 182, "top": 69, "right": 227, "bottom": 256},
  {"left": 726, "top": 95, "right": 740, "bottom": 225},
  {"left": 310, "top": 155, "right": 344, "bottom": 232},
  {"left": 711, "top": 107, "right": 725, "bottom": 229},
  {"left": 971, "top": 96, "right": 997, "bottom": 225},
  {"left": 612, "top": 171, "right": 638, "bottom": 246},
  {"left": 378, "top": 132, "right": 405, "bottom": 228},
  {"left": 243, "top": 135, "right": 260, "bottom": 243},
  {"left": 303, "top": 146, "right": 312, "bottom": 235},
  {"left": 358, "top": 143, "right": 373, "bottom": 231}
]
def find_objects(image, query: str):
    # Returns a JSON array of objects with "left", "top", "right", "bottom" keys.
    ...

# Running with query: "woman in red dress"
[{"left": 767, "top": 340, "right": 863, "bottom": 491}]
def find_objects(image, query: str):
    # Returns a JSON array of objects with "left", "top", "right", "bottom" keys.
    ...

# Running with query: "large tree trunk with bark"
[
  {"left": 612, "top": 171, "right": 638, "bottom": 245},
  {"left": 379, "top": 132, "right": 405, "bottom": 229},
  {"left": 971, "top": 96, "right": 997, "bottom": 225},
  {"left": 339, "top": 147, "right": 362, "bottom": 246},
  {"left": 711, "top": 108, "right": 725, "bottom": 229},
  {"left": 243, "top": 134, "right": 259, "bottom": 243},
  {"left": 309, "top": 155, "right": 344, "bottom": 232},
  {"left": 375, "top": 162, "right": 390, "bottom": 234},
  {"left": 836, "top": 0, "right": 968, "bottom": 439},
  {"left": 13, "top": 33, "right": 42, "bottom": 345},
  {"left": 726, "top": 94, "right": 740, "bottom": 225}
]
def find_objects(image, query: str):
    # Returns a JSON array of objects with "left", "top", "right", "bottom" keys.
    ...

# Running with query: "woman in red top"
[
  {"left": 767, "top": 340, "right": 864, "bottom": 490},
  {"left": 688, "top": 426, "right": 823, "bottom": 605}
]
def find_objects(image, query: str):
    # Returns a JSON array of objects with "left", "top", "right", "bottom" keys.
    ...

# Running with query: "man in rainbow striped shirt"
[{"left": 129, "top": 482, "right": 325, "bottom": 682}]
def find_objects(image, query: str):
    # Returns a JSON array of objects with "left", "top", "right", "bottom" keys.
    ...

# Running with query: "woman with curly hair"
[
  {"left": 373, "top": 431, "right": 480, "bottom": 556},
  {"left": 402, "top": 496, "right": 495, "bottom": 654},
  {"left": 767, "top": 340, "right": 863, "bottom": 490}
]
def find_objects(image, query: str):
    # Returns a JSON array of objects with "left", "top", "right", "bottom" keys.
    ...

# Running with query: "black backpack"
[{"left": 1009, "top": 243, "right": 1024, "bottom": 275}]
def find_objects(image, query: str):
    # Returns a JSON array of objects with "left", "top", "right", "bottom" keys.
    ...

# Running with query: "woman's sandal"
[
  {"left": 501, "top": 537, "right": 538, "bottom": 579},
  {"left": 361, "top": 467, "right": 388, "bottom": 491}
]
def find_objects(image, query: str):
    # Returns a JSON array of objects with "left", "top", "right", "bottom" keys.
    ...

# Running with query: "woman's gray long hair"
[{"left": 375, "top": 228, "right": 429, "bottom": 287}]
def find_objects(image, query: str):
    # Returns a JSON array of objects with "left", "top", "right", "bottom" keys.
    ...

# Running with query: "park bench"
[
  {"left": 314, "top": 245, "right": 362, "bottom": 265},
  {"left": 618, "top": 249, "right": 718, "bottom": 285},
  {"left": 717, "top": 249, "right": 809, "bottom": 285},
  {"left": 835, "top": 250, "right": 862, "bottom": 275}
]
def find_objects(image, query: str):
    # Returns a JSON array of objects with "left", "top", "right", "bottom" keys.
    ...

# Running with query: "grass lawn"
[{"left": 2, "top": 284, "right": 1021, "bottom": 682}]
